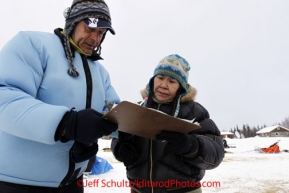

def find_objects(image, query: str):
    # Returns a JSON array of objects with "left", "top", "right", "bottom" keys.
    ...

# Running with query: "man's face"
[
  {"left": 71, "top": 21, "right": 107, "bottom": 55},
  {"left": 153, "top": 75, "right": 180, "bottom": 102}
]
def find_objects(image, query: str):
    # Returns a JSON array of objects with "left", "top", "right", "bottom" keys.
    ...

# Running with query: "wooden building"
[
  {"left": 256, "top": 125, "right": 289, "bottom": 137},
  {"left": 220, "top": 131, "right": 234, "bottom": 139}
]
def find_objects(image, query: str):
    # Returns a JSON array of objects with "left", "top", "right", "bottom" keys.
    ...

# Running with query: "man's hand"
[{"left": 55, "top": 108, "right": 118, "bottom": 145}]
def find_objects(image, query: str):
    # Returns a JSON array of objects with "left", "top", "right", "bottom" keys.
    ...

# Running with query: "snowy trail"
[{"left": 84, "top": 137, "right": 289, "bottom": 193}]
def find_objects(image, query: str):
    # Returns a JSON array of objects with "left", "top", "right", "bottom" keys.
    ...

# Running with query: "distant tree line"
[
  {"left": 229, "top": 116, "right": 289, "bottom": 138},
  {"left": 281, "top": 116, "right": 289, "bottom": 128},
  {"left": 229, "top": 124, "right": 266, "bottom": 138}
]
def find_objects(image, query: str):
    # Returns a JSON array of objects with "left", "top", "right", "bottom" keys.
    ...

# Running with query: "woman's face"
[{"left": 153, "top": 75, "right": 180, "bottom": 102}]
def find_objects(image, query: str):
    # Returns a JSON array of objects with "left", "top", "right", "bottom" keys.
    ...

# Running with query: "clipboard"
[{"left": 102, "top": 101, "right": 201, "bottom": 139}]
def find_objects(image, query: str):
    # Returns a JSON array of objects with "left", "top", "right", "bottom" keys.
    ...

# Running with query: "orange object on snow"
[{"left": 260, "top": 140, "right": 281, "bottom": 153}]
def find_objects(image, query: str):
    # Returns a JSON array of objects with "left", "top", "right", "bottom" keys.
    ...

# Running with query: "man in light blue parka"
[{"left": 0, "top": 0, "right": 120, "bottom": 192}]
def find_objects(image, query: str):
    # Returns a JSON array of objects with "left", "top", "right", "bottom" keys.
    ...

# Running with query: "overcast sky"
[{"left": 1, "top": 0, "right": 289, "bottom": 131}]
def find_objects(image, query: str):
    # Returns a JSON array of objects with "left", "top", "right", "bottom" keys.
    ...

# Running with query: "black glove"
[
  {"left": 55, "top": 108, "right": 118, "bottom": 145},
  {"left": 71, "top": 141, "right": 98, "bottom": 163},
  {"left": 156, "top": 131, "right": 199, "bottom": 155},
  {"left": 118, "top": 131, "right": 134, "bottom": 142},
  {"left": 118, "top": 143, "right": 139, "bottom": 167}
]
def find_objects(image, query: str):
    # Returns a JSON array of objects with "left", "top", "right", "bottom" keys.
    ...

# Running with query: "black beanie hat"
[{"left": 64, "top": 0, "right": 115, "bottom": 36}]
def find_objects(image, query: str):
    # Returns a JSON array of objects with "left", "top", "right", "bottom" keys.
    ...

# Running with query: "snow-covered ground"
[{"left": 84, "top": 137, "right": 289, "bottom": 193}]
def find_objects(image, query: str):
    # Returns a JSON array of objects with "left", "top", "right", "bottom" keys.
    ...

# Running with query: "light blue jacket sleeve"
[{"left": 0, "top": 32, "right": 69, "bottom": 145}]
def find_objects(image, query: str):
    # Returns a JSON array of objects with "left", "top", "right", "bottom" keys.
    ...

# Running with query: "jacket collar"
[{"left": 54, "top": 28, "right": 103, "bottom": 61}]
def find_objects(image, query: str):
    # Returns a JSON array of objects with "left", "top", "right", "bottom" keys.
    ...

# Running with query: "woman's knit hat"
[
  {"left": 150, "top": 54, "right": 191, "bottom": 96},
  {"left": 144, "top": 54, "right": 191, "bottom": 117},
  {"left": 62, "top": 0, "right": 115, "bottom": 77}
]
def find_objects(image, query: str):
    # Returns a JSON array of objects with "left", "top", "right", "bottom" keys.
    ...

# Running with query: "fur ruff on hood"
[{"left": 140, "top": 84, "right": 197, "bottom": 103}]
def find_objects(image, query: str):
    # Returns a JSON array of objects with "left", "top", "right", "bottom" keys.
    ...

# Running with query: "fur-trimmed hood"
[{"left": 140, "top": 84, "right": 197, "bottom": 103}]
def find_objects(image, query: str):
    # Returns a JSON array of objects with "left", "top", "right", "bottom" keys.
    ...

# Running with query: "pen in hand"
[{"left": 139, "top": 97, "right": 148, "bottom": 106}]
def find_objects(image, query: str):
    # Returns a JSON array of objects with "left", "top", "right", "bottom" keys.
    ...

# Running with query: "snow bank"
[{"left": 84, "top": 137, "right": 289, "bottom": 193}]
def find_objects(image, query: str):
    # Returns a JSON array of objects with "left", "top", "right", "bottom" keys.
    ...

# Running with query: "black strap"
[
  {"left": 81, "top": 55, "right": 93, "bottom": 109},
  {"left": 59, "top": 148, "right": 77, "bottom": 187}
]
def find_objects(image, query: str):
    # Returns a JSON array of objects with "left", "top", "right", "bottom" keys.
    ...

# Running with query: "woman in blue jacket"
[
  {"left": 0, "top": 0, "right": 119, "bottom": 192},
  {"left": 111, "top": 54, "right": 224, "bottom": 193}
]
